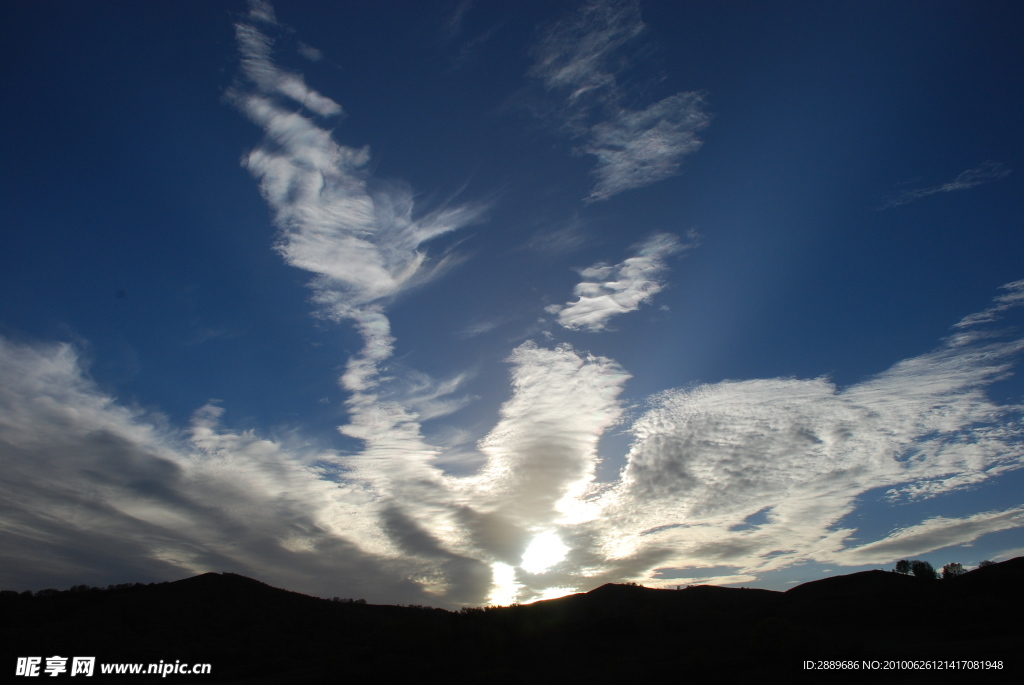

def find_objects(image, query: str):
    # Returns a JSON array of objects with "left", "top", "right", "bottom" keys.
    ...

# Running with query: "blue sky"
[{"left": 2, "top": 0, "right": 1023, "bottom": 606}]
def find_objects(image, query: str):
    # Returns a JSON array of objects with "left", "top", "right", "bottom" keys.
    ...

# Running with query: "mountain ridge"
[{"left": 3, "top": 560, "right": 1021, "bottom": 682}]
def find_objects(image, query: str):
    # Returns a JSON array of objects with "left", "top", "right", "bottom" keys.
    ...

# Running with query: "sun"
[{"left": 520, "top": 530, "right": 569, "bottom": 575}]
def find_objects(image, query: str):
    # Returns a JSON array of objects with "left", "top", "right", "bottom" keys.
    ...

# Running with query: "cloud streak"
[
  {"left": 834, "top": 507, "right": 1024, "bottom": 565},
  {"left": 955, "top": 279, "right": 1024, "bottom": 330},
  {"left": 881, "top": 161, "right": 1011, "bottom": 209},
  {"left": 529, "top": 0, "right": 710, "bottom": 201}
]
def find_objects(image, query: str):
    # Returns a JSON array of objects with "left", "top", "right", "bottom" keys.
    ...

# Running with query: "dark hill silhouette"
[
  {"left": 3, "top": 561, "right": 1020, "bottom": 683},
  {"left": 952, "top": 555, "right": 1024, "bottom": 587},
  {"left": 783, "top": 568, "right": 928, "bottom": 600}
]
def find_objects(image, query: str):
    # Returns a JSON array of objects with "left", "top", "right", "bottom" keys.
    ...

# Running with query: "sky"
[{"left": 1, "top": 0, "right": 1023, "bottom": 608}]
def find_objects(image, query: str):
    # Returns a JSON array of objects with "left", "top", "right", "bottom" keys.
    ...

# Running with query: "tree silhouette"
[
  {"left": 894, "top": 559, "right": 911, "bottom": 574},
  {"left": 910, "top": 560, "right": 936, "bottom": 579},
  {"left": 941, "top": 562, "right": 965, "bottom": 579},
  {"left": 978, "top": 560, "right": 996, "bottom": 568}
]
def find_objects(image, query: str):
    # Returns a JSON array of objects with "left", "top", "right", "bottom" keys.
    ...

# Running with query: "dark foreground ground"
[{"left": 3, "top": 558, "right": 1022, "bottom": 683}]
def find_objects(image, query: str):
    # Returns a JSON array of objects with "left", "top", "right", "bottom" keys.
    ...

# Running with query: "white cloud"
[
  {"left": 586, "top": 94, "right": 710, "bottom": 201},
  {"left": 235, "top": 21, "right": 341, "bottom": 118},
  {"left": 528, "top": 0, "right": 710, "bottom": 200},
  {"left": 646, "top": 574, "right": 758, "bottom": 589},
  {"left": 247, "top": 0, "right": 277, "bottom": 26},
  {"left": 529, "top": 0, "right": 644, "bottom": 99},
  {"left": 0, "top": 338, "right": 432, "bottom": 603},
  {"left": 833, "top": 507, "right": 1024, "bottom": 565},
  {"left": 228, "top": 5, "right": 491, "bottom": 544},
  {"left": 375, "top": 368, "right": 474, "bottom": 422},
  {"left": 990, "top": 546, "right": 1024, "bottom": 563},
  {"left": 229, "top": 6, "right": 485, "bottom": 377},
  {"left": 458, "top": 320, "right": 502, "bottom": 338},
  {"left": 881, "top": 161, "right": 1011, "bottom": 209},
  {"left": 296, "top": 42, "right": 323, "bottom": 62},
  {"left": 547, "top": 232, "right": 694, "bottom": 331},
  {"left": 230, "top": 82, "right": 483, "bottom": 308},
  {"left": 465, "top": 342, "right": 629, "bottom": 529},
  {"left": 955, "top": 279, "right": 1024, "bottom": 329},
  {"left": 582, "top": 302, "right": 1024, "bottom": 580},
  {"left": 226, "top": 3, "right": 501, "bottom": 604}
]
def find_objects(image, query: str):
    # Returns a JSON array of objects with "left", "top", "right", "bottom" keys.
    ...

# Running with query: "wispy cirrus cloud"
[
  {"left": 528, "top": 0, "right": 710, "bottom": 201},
  {"left": 525, "top": 220, "right": 588, "bottom": 255},
  {"left": 458, "top": 320, "right": 502, "bottom": 339},
  {"left": 833, "top": 507, "right": 1024, "bottom": 565},
  {"left": 296, "top": 42, "right": 323, "bottom": 63},
  {"left": 235, "top": 15, "right": 341, "bottom": 118},
  {"left": 247, "top": 0, "right": 277, "bottom": 26},
  {"left": 954, "top": 279, "right": 1024, "bottom": 330},
  {"left": 529, "top": 0, "right": 644, "bottom": 99},
  {"left": 440, "top": 0, "right": 474, "bottom": 41},
  {"left": 881, "top": 161, "right": 1011, "bottom": 209},
  {"left": 584, "top": 93, "right": 709, "bottom": 200},
  {"left": 546, "top": 232, "right": 695, "bottom": 331},
  {"left": 229, "top": 3, "right": 486, "bottom": 394}
]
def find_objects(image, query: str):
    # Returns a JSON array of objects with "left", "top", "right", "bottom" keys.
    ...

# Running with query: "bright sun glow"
[
  {"left": 520, "top": 530, "right": 569, "bottom": 575},
  {"left": 488, "top": 562, "right": 520, "bottom": 606}
]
